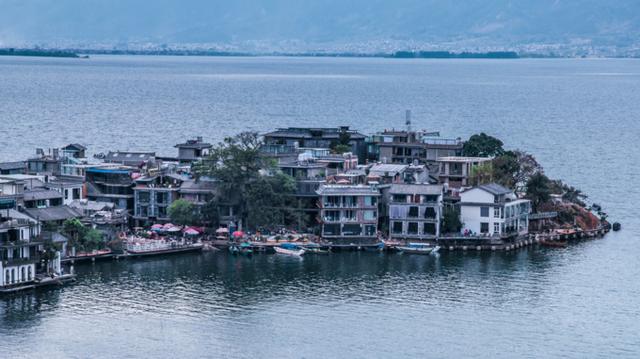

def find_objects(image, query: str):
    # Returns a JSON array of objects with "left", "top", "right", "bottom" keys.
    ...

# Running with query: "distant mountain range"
[{"left": 2, "top": 1, "right": 640, "bottom": 56}]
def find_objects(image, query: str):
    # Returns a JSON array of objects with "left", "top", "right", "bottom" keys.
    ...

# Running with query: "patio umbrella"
[
  {"left": 216, "top": 227, "right": 229, "bottom": 234},
  {"left": 167, "top": 226, "right": 182, "bottom": 233},
  {"left": 184, "top": 228, "right": 200, "bottom": 236},
  {"left": 232, "top": 230, "right": 245, "bottom": 238}
]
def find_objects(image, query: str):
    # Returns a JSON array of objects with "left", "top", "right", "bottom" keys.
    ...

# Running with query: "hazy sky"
[{"left": 1, "top": 1, "right": 639, "bottom": 48}]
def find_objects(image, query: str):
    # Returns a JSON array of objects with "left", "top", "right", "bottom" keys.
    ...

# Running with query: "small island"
[
  {"left": 0, "top": 124, "right": 615, "bottom": 294},
  {"left": 0, "top": 48, "right": 83, "bottom": 58}
]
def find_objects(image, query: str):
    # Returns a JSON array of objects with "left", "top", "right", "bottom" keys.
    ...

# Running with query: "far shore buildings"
[{"left": 459, "top": 183, "right": 531, "bottom": 238}]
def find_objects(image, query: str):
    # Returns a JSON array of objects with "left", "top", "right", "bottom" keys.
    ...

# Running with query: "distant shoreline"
[
  {"left": 1, "top": 48, "right": 636, "bottom": 59},
  {"left": 0, "top": 48, "right": 84, "bottom": 58}
]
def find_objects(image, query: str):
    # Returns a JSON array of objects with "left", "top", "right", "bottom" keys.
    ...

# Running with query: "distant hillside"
[{"left": 1, "top": 1, "right": 639, "bottom": 54}]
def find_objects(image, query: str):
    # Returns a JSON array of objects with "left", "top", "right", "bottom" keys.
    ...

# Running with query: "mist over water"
[{"left": 0, "top": 55, "right": 638, "bottom": 358}]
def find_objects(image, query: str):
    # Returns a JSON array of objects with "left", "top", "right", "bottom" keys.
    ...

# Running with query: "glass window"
[
  {"left": 480, "top": 207, "right": 489, "bottom": 217},
  {"left": 408, "top": 222, "right": 418, "bottom": 234},
  {"left": 408, "top": 206, "right": 419, "bottom": 217},
  {"left": 363, "top": 210, "right": 377, "bottom": 220},
  {"left": 392, "top": 222, "right": 403, "bottom": 234},
  {"left": 342, "top": 224, "right": 362, "bottom": 236},
  {"left": 480, "top": 222, "right": 489, "bottom": 233},
  {"left": 494, "top": 223, "right": 500, "bottom": 234},
  {"left": 364, "top": 225, "right": 376, "bottom": 236},
  {"left": 323, "top": 224, "right": 340, "bottom": 235},
  {"left": 423, "top": 223, "right": 436, "bottom": 235},
  {"left": 425, "top": 207, "right": 437, "bottom": 219},
  {"left": 494, "top": 207, "right": 500, "bottom": 218}
]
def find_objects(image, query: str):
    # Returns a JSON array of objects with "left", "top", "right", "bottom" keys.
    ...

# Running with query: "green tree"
[
  {"left": 331, "top": 128, "right": 352, "bottom": 154},
  {"left": 469, "top": 162, "right": 494, "bottom": 186},
  {"left": 83, "top": 229, "right": 105, "bottom": 251},
  {"left": 462, "top": 133, "right": 504, "bottom": 157},
  {"left": 525, "top": 173, "right": 552, "bottom": 212},
  {"left": 194, "top": 132, "right": 296, "bottom": 231},
  {"left": 40, "top": 239, "right": 61, "bottom": 274},
  {"left": 245, "top": 173, "right": 296, "bottom": 229},
  {"left": 62, "top": 218, "right": 87, "bottom": 249},
  {"left": 441, "top": 206, "right": 462, "bottom": 234},
  {"left": 168, "top": 199, "right": 195, "bottom": 226}
]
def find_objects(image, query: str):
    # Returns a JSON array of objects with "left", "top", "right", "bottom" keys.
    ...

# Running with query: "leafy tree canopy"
[
  {"left": 463, "top": 133, "right": 504, "bottom": 157},
  {"left": 168, "top": 199, "right": 195, "bottom": 226}
]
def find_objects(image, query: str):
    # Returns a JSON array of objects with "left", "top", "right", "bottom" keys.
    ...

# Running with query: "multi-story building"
[
  {"left": 373, "top": 130, "right": 464, "bottom": 166},
  {"left": 317, "top": 184, "right": 380, "bottom": 244},
  {"left": 263, "top": 127, "right": 368, "bottom": 163},
  {"left": 175, "top": 137, "right": 212, "bottom": 164},
  {"left": 459, "top": 183, "right": 531, "bottom": 238},
  {"left": 388, "top": 184, "right": 444, "bottom": 241},
  {"left": 85, "top": 166, "right": 137, "bottom": 210},
  {"left": 0, "top": 161, "right": 25, "bottom": 175},
  {"left": 437, "top": 156, "right": 492, "bottom": 189},
  {"left": 46, "top": 177, "right": 85, "bottom": 205},
  {"left": 0, "top": 206, "right": 64, "bottom": 290},
  {"left": 133, "top": 173, "right": 186, "bottom": 225},
  {"left": 26, "top": 148, "right": 63, "bottom": 176}
]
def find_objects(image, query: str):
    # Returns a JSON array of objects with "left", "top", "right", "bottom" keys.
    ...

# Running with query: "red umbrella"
[{"left": 232, "top": 231, "right": 245, "bottom": 238}]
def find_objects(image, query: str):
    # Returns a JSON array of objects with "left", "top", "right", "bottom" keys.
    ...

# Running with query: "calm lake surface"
[{"left": 0, "top": 55, "right": 638, "bottom": 358}]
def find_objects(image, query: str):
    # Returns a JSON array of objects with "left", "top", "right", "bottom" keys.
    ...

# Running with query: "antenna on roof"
[{"left": 405, "top": 110, "right": 412, "bottom": 132}]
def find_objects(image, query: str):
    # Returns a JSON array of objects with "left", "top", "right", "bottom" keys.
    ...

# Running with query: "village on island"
[{"left": 0, "top": 112, "right": 615, "bottom": 294}]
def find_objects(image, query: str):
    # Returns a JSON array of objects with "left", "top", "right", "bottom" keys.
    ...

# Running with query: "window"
[
  {"left": 408, "top": 222, "right": 418, "bottom": 234},
  {"left": 325, "top": 210, "right": 340, "bottom": 222},
  {"left": 480, "top": 222, "right": 489, "bottom": 233},
  {"left": 425, "top": 207, "right": 437, "bottom": 219},
  {"left": 494, "top": 223, "right": 500, "bottom": 234},
  {"left": 408, "top": 206, "right": 419, "bottom": 217},
  {"left": 392, "top": 222, "right": 403, "bottom": 234},
  {"left": 364, "top": 196, "right": 377, "bottom": 206},
  {"left": 343, "top": 210, "right": 356, "bottom": 221},
  {"left": 73, "top": 188, "right": 81, "bottom": 200},
  {"left": 363, "top": 210, "right": 377, "bottom": 221},
  {"left": 424, "top": 195, "right": 439, "bottom": 203},
  {"left": 392, "top": 194, "right": 407, "bottom": 203},
  {"left": 480, "top": 207, "right": 489, "bottom": 217},
  {"left": 364, "top": 225, "right": 376, "bottom": 236},
  {"left": 323, "top": 224, "right": 340, "bottom": 235},
  {"left": 494, "top": 207, "right": 500, "bottom": 218},
  {"left": 423, "top": 223, "right": 436, "bottom": 235},
  {"left": 138, "top": 191, "right": 150, "bottom": 203},
  {"left": 342, "top": 224, "right": 362, "bottom": 236}
]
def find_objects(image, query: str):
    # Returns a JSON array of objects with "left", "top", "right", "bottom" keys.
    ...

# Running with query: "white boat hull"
[
  {"left": 397, "top": 245, "right": 440, "bottom": 255},
  {"left": 274, "top": 247, "right": 305, "bottom": 256}
]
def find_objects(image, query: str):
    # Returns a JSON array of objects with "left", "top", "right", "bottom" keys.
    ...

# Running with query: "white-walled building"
[
  {"left": 459, "top": 183, "right": 531, "bottom": 237},
  {"left": 0, "top": 208, "right": 63, "bottom": 289}
]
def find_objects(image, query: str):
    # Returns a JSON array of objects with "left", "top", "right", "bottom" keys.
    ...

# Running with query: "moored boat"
[
  {"left": 396, "top": 243, "right": 440, "bottom": 255},
  {"left": 125, "top": 238, "right": 203, "bottom": 257},
  {"left": 542, "top": 240, "right": 568, "bottom": 248},
  {"left": 275, "top": 243, "right": 305, "bottom": 256}
]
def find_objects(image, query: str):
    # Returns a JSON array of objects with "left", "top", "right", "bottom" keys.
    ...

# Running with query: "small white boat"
[
  {"left": 274, "top": 244, "right": 305, "bottom": 256},
  {"left": 396, "top": 243, "right": 440, "bottom": 255}
]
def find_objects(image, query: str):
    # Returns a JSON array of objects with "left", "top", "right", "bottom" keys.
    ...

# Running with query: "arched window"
[
  {"left": 5, "top": 270, "right": 9, "bottom": 285},
  {"left": 28, "top": 266, "right": 32, "bottom": 281},
  {"left": 21, "top": 267, "right": 25, "bottom": 282},
  {"left": 11, "top": 268, "right": 15, "bottom": 284}
]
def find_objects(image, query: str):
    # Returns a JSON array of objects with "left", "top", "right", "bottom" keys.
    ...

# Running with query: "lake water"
[{"left": 0, "top": 55, "right": 638, "bottom": 358}]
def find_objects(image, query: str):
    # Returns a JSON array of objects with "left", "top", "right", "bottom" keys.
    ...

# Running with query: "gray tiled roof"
[
  {"left": 478, "top": 183, "right": 512, "bottom": 195},
  {"left": 24, "top": 206, "right": 82, "bottom": 222},
  {"left": 23, "top": 189, "right": 63, "bottom": 201},
  {"left": 389, "top": 184, "right": 443, "bottom": 195}
]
